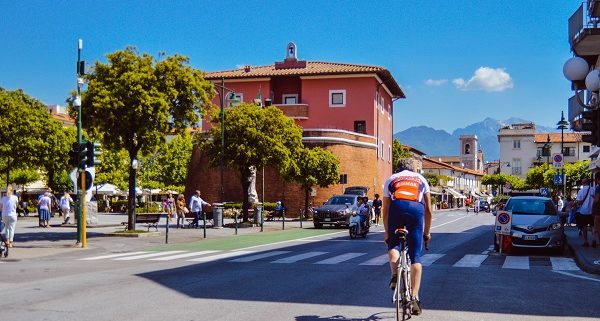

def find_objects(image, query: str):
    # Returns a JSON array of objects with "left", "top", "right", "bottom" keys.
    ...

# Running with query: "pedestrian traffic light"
[
  {"left": 85, "top": 141, "right": 102, "bottom": 167},
  {"left": 582, "top": 109, "right": 600, "bottom": 146},
  {"left": 69, "top": 142, "right": 79, "bottom": 168},
  {"left": 78, "top": 141, "right": 88, "bottom": 168}
]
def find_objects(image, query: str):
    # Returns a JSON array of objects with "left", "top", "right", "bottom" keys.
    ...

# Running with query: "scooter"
[{"left": 349, "top": 213, "right": 369, "bottom": 239}]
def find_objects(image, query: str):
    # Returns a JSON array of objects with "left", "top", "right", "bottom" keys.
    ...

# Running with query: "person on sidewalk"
[
  {"left": 372, "top": 194, "right": 382, "bottom": 226},
  {"left": 60, "top": 192, "right": 72, "bottom": 225},
  {"left": 0, "top": 185, "right": 19, "bottom": 248},
  {"left": 575, "top": 178, "right": 594, "bottom": 247},
  {"left": 591, "top": 173, "right": 600, "bottom": 248},
  {"left": 166, "top": 192, "right": 175, "bottom": 222},
  {"left": 38, "top": 192, "right": 53, "bottom": 228},
  {"left": 189, "top": 190, "right": 211, "bottom": 228},
  {"left": 175, "top": 194, "right": 188, "bottom": 228}
]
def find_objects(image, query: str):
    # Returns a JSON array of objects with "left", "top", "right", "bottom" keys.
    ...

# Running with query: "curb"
[
  {"left": 104, "top": 231, "right": 162, "bottom": 238},
  {"left": 566, "top": 239, "right": 600, "bottom": 276}
]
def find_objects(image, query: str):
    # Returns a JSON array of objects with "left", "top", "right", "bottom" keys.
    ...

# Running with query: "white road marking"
[
  {"left": 553, "top": 271, "right": 600, "bottom": 282},
  {"left": 550, "top": 257, "right": 580, "bottom": 271},
  {"left": 113, "top": 251, "right": 187, "bottom": 261},
  {"left": 229, "top": 251, "right": 291, "bottom": 262},
  {"left": 271, "top": 251, "right": 328, "bottom": 264},
  {"left": 421, "top": 254, "right": 445, "bottom": 266},
  {"left": 359, "top": 254, "right": 389, "bottom": 266},
  {"left": 187, "top": 251, "right": 255, "bottom": 262},
  {"left": 315, "top": 252, "right": 366, "bottom": 264},
  {"left": 502, "top": 256, "right": 529, "bottom": 269},
  {"left": 453, "top": 254, "right": 488, "bottom": 268},
  {"left": 431, "top": 216, "right": 470, "bottom": 230},
  {"left": 149, "top": 250, "right": 220, "bottom": 261},
  {"left": 79, "top": 251, "right": 148, "bottom": 261}
]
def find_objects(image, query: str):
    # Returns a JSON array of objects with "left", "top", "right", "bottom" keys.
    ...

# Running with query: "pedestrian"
[
  {"left": 373, "top": 194, "right": 382, "bottom": 226},
  {"left": 591, "top": 173, "right": 600, "bottom": 248},
  {"left": 189, "top": 190, "right": 211, "bottom": 228},
  {"left": 175, "top": 194, "right": 188, "bottom": 228},
  {"left": 38, "top": 191, "right": 53, "bottom": 228},
  {"left": 60, "top": 192, "right": 72, "bottom": 225},
  {"left": 474, "top": 198, "right": 480, "bottom": 214},
  {"left": 557, "top": 196, "right": 564, "bottom": 213},
  {"left": 575, "top": 178, "right": 594, "bottom": 246},
  {"left": 0, "top": 185, "right": 19, "bottom": 248},
  {"left": 564, "top": 195, "right": 575, "bottom": 226},
  {"left": 166, "top": 192, "right": 175, "bottom": 222}
]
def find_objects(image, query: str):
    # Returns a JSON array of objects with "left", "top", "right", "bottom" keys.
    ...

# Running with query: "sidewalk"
[{"left": 564, "top": 225, "right": 600, "bottom": 275}]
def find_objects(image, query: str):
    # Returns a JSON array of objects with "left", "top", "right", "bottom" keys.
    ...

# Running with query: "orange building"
[{"left": 187, "top": 43, "right": 404, "bottom": 214}]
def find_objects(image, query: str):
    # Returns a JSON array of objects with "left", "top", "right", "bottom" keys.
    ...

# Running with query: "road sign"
[
  {"left": 554, "top": 174, "right": 565, "bottom": 186},
  {"left": 539, "top": 187, "right": 549, "bottom": 196},
  {"left": 495, "top": 210, "right": 512, "bottom": 235},
  {"left": 553, "top": 153, "right": 563, "bottom": 169}
]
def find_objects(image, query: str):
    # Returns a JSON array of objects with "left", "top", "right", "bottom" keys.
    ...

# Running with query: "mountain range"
[{"left": 393, "top": 118, "right": 558, "bottom": 161}]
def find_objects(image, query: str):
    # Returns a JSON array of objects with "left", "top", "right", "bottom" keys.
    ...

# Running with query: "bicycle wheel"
[
  {"left": 401, "top": 269, "right": 411, "bottom": 320},
  {"left": 395, "top": 271, "right": 402, "bottom": 321}
]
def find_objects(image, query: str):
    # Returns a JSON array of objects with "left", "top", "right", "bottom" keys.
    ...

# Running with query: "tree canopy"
[
  {"left": 392, "top": 139, "right": 412, "bottom": 168},
  {"left": 77, "top": 47, "right": 214, "bottom": 230}
]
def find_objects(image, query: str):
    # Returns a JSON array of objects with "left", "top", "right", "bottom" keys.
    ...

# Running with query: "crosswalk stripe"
[
  {"left": 113, "top": 251, "right": 187, "bottom": 261},
  {"left": 502, "top": 256, "right": 529, "bottom": 269},
  {"left": 421, "top": 254, "right": 445, "bottom": 266},
  {"left": 229, "top": 251, "right": 291, "bottom": 262},
  {"left": 315, "top": 253, "right": 366, "bottom": 264},
  {"left": 453, "top": 254, "right": 487, "bottom": 268},
  {"left": 359, "top": 254, "right": 389, "bottom": 266},
  {"left": 79, "top": 251, "right": 149, "bottom": 261},
  {"left": 271, "top": 251, "right": 328, "bottom": 264},
  {"left": 550, "top": 257, "right": 580, "bottom": 271},
  {"left": 149, "top": 250, "right": 220, "bottom": 261},
  {"left": 187, "top": 251, "right": 255, "bottom": 262}
]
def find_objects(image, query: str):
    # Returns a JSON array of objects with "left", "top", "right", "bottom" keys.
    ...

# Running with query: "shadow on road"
[{"left": 294, "top": 312, "right": 388, "bottom": 320}]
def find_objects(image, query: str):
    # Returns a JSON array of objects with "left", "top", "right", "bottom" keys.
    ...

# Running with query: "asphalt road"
[{"left": 1, "top": 209, "right": 599, "bottom": 321}]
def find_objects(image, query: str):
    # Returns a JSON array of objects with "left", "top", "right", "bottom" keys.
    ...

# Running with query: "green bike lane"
[{"left": 147, "top": 228, "right": 346, "bottom": 252}]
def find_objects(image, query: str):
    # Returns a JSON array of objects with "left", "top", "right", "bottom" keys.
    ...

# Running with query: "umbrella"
[{"left": 95, "top": 183, "right": 121, "bottom": 195}]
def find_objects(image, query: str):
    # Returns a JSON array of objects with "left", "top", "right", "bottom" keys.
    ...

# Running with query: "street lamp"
[
  {"left": 557, "top": 111, "right": 570, "bottom": 197},
  {"left": 213, "top": 79, "right": 239, "bottom": 203},
  {"left": 543, "top": 134, "right": 552, "bottom": 164},
  {"left": 563, "top": 56, "right": 600, "bottom": 108},
  {"left": 131, "top": 159, "right": 139, "bottom": 230}
]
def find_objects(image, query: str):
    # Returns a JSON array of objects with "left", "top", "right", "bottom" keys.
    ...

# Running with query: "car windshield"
[
  {"left": 326, "top": 196, "right": 355, "bottom": 205},
  {"left": 504, "top": 199, "right": 557, "bottom": 215}
]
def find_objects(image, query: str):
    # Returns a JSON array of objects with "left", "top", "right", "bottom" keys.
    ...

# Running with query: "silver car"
[{"left": 494, "top": 196, "right": 566, "bottom": 253}]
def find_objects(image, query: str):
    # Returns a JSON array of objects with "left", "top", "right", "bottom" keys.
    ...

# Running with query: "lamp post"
[
  {"left": 131, "top": 159, "right": 139, "bottom": 230},
  {"left": 557, "top": 111, "right": 570, "bottom": 197},
  {"left": 213, "top": 79, "right": 239, "bottom": 203},
  {"left": 543, "top": 135, "right": 552, "bottom": 165},
  {"left": 75, "top": 39, "right": 84, "bottom": 245}
]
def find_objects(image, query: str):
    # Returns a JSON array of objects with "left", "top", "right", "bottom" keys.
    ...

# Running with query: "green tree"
[
  {"left": 95, "top": 148, "right": 130, "bottom": 190},
  {"left": 289, "top": 147, "right": 340, "bottom": 217},
  {"left": 202, "top": 103, "right": 303, "bottom": 221},
  {"left": 392, "top": 139, "right": 412, "bottom": 168},
  {"left": 525, "top": 163, "right": 553, "bottom": 189},
  {"left": 77, "top": 47, "right": 214, "bottom": 230},
  {"left": 564, "top": 160, "right": 590, "bottom": 194},
  {"left": 423, "top": 173, "right": 440, "bottom": 187},
  {"left": 153, "top": 131, "right": 194, "bottom": 188}
]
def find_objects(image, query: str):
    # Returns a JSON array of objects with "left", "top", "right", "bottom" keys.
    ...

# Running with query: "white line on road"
[
  {"left": 229, "top": 251, "right": 291, "bottom": 262},
  {"left": 553, "top": 271, "right": 600, "bottom": 283},
  {"left": 315, "top": 252, "right": 366, "bottom": 264},
  {"left": 421, "top": 254, "right": 445, "bottom": 266},
  {"left": 113, "top": 251, "right": 187, "bottom": 261},
  {"left": 453, "top": 254, "right": 488, "bottom": 268},
  {"left": 502, "top": 256, "right": 529, "bottom": 269},
  {"left": 149, "top": 250, "right": 220, "bottom": 261},
  {"left": 430, "top": 215, "right": 469, "bottom": 230},
  {"left": 550, "top": 257, "right": 580, "bottom": 271},
  {"left": 359, "top": 254, "right": 389, "bottom": 266},
  {"left": 187, "top": 251, "right": 255, "bottom": 262},
  {"left": 271, "top": 251, "right": 328, "bottom": 263},
  {"left": 79, "top": 251, "right": 148, "bottom": 261}
]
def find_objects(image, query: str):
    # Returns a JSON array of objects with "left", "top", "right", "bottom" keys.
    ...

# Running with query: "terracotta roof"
[
  {"left": 422, "top": 157, "right": 483, "bottom": 176},
  {"left": 533, "top": 132, "right": 590, "bottom": 143},
  {"left": 204, "top": 61, "right": 404, "bottom": 98},
  {"left": 428, "top": 156, "right": 461, "bottom": 163},
  {"left": 50, "top": 113, "right": 75, "bottom": 125}
]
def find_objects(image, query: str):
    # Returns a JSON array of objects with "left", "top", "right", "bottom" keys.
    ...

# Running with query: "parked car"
[
  {"left": 313, "top": 195, "right": 359, "bottom": 228},
  {"left": 493, "top": 196, "right": 566, "bottom": 253},
  {"left": 478, "top": 200, "right": 490, "bottom": 212},
  {"left": 343, "top": 186, "right": 369, "bottom": 197}
]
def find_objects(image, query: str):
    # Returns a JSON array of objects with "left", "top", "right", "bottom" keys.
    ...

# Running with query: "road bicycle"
[{"left": 392, "top": 227, "right": 412, "bottom": 321}]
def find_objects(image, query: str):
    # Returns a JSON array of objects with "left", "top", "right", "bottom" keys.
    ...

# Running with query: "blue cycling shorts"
[{"left": 387, "top": 199, "right": 425, "bottom": 264}]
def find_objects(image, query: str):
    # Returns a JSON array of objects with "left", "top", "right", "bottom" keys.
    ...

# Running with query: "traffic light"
[
  {"left": 85, "top": 141, "right": 102, "bottom": 167},
  {"left": 78, "top": 141, "right": 88, "bottom": 168},
  {"left": 582, "top": 109, "right": 600, "bottom": 146},
  {"left": 68, "top": 142, "right": 79, "bottom": 168}
]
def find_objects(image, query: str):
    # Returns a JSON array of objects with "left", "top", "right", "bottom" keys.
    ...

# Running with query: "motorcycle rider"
[{"left": 357, "top": 197, "right": 369, "bottom": 232}]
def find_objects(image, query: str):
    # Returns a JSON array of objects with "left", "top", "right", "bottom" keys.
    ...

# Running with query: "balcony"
[
  {"left": 569, "top": 2, "right": 600, "bottom": 56},
  {"left": 274, "top": 103, "right": 308, "bottom": 119}
]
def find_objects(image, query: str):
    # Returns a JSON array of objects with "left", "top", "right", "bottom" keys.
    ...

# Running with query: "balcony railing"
[
  {"left": 274, "top": 103, "right": 309, "bottom": 119},
  {"left": 569, "top": 2, "right": 600, "bottom": 55}
]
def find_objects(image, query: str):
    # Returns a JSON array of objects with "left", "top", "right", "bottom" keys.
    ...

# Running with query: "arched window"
[{"left": 464, "top": 143, "right": 471, "bottom": 154}]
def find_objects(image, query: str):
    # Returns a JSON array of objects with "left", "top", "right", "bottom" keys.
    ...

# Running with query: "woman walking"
[
  {"left": 175, "top": 194, "right": 187, "bottom": 228},
  {"left": 38, "top": 192, "right": 52, "bottom": 228},
  {"left": 1, "top": 186, "right": 19, "bottom": 247}
]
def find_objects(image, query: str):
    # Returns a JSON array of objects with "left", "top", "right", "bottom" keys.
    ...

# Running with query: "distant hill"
[{"left": 394, "top": 118, "right": 558, "bottom": 161}]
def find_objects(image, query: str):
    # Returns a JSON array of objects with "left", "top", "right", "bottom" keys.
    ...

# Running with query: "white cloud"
[
  {"left": 452, "top": 67, "right": 513, "bottom": 92},
  {"left": 425, "top": 79, "right": 448, "bottom": 86}
]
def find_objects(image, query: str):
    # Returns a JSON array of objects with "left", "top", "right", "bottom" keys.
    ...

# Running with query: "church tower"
[{"left": 459, "top": 135, "right": 478, "bottom": 170}]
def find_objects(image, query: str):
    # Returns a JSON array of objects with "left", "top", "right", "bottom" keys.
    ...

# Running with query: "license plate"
[
  {"left": 523, "top": 235, "right": 537, "bottom": 240},
  {"left": 324, "top": 218, "right": 331, "bottom": 222}
]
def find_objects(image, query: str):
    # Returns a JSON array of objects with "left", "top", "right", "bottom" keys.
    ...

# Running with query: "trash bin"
[
  {"left": 254, "top": 203, "right": 263, "bottom": 225},
  {"left": 212, "top": 203, "right": 224, "bottom": 228}
]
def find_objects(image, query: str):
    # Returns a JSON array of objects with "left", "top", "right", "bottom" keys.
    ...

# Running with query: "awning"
[{"left": 445, "top": 188, "right": 466, "bottom": 199}]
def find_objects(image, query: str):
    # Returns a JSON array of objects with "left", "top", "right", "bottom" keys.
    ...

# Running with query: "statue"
[{"left": 248, "top": 166, "right": 258, "bottom": 204}]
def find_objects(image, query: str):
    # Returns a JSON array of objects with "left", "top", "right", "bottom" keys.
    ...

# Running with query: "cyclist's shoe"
[
  {"left": 389, "top": 274, "right": 397, "bottom": 290},
  {"left": 411, "top": 297, "right": 422, "bottom": 316}
]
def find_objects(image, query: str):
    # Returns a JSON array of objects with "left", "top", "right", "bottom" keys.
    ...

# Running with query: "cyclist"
[{"left": 382, "top": 158, "right": 432, "bottom": 316}]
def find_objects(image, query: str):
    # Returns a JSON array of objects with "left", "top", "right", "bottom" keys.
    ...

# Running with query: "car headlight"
[{"left": 550, "top": 223, "right": 562, "bottom": 230}]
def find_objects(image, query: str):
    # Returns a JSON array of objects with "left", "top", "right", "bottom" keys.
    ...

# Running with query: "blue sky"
[{"left": 0, "top": 1, "right": 579, "bottom": 133}]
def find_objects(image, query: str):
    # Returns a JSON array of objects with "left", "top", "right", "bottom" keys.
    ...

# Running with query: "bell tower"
[{"left": 459, "top": 135, "right": 478, "bottom": 170}]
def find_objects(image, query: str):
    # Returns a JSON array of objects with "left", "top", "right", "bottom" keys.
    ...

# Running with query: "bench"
[
  {"left": 266, "top": 209, "right": 285, "bottom": 221},
  {"left": 121, "top": 214, "right": 161, "bottom": 231},
  {"left": 186, "top": 211, "right": 214, "bottom": 228}
]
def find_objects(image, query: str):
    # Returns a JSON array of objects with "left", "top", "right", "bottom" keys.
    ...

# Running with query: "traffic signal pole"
[{"left": 75, "top": 39, "right": 86, "bottom": 247}]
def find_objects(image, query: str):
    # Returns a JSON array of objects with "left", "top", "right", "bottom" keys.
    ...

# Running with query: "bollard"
[
  {"left": 203, "top": 212, "right": 207, "bottom": 238},
  {"left": 282, "top": 209, "right": 285, "bottom": 230},
  {"left": 165, "top": 213, "right": 169, "bottom": 244},
  {"left": 234, "top": 209, "right": 238, "bottom": 235},
  {"left": 260, "top": 209, "right": 264, "bottom": 232},
  {"left": 300, "top": 208, "right": 303, "bottom": 229}
]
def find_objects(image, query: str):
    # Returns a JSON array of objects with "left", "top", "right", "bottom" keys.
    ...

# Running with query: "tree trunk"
[
  {"left": 241, "top": 177, "right": 250, "bottom": 222},
  {"left": 304, "top": 186, "right": 310, "bottom": 219},
  {"left": 127, "top": 163, "right": 137, "bottom": 230}
]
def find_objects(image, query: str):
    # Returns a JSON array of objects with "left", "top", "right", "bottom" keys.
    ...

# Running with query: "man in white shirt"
[
  {"left": 575, "top": 178, "right": 594, "bottom": 246},
  {"left": 188, "top": 190, "right": 211, "bottom": 228},
  {"left": 60, "top": 192, "right": 72, "bottom": 225}
]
